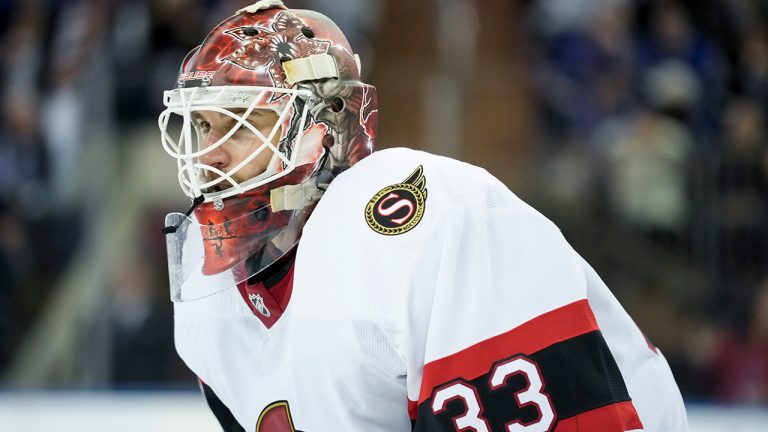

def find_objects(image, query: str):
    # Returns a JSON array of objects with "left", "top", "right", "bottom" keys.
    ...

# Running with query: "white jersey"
[{"left": 173, "top": 148, "right": 688, "bottom": 431}]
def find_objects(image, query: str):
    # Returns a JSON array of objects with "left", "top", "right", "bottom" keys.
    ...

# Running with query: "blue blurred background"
[{"left": 0, "top": 0, "right": 767, "bottom": 429}]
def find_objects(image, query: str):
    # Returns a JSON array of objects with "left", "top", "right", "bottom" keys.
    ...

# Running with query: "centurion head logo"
[{"left": 365, "top": 166, "right": 427, "bottom": 235}]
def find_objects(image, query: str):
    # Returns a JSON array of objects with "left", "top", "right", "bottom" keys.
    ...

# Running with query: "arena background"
[{"left": 0, "top": 0, "right": 767, "bottom": 430}]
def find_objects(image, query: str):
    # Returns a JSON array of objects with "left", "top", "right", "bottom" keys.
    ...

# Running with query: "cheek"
[
  {"left": 260, "top": 125, "right": 279, "bottom": 143},
  {"left": 219, "top": 139, "right": 247, "bottom": 163},
  {"left": 252, "top": 144, "right": 275, "bottom": 169},
  {"left": 236, "top": 141, "right": 274, "bottom": 176}
]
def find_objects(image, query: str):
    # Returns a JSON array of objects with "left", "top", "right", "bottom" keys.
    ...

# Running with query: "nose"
[{"left": 199, "top": 129, "right": 230, "bottom": 169}]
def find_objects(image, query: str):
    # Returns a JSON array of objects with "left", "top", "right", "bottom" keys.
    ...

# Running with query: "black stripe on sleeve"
[
  {"left": 528, "top": 330, "right": 631, "bottom": 418},
  {"left": 414, "top": 330, "right": 631, "bottom": 431}
]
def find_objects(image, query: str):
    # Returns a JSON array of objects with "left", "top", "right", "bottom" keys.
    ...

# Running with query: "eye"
[{"left": 196, "top": 119, "right": 211, "bottom": 134}]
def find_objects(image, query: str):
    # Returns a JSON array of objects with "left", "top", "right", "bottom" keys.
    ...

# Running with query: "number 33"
[{"left": 431, "top": 356, "right": 556, "bottom": 432}]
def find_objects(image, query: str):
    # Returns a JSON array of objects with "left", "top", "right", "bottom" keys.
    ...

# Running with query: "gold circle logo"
[{"left": 364, "top": 166, "right": 428, "bottom": 236}]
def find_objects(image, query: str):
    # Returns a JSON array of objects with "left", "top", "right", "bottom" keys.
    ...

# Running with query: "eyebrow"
[
  {"left": 192, "top": 109, "right": 270, "bottom": 129},
  {"left": 232, "top": 108, "right": 265, "bottom": 116}
]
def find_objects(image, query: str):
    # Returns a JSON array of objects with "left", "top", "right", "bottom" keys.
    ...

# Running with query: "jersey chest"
[{"left": 173, "top": 281, "right": 410, "bottom": 431}]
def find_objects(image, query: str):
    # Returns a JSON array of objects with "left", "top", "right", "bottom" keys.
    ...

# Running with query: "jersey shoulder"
[
  {"left": 297, "top": 147, "right": 564, "bottom": 324},
  {"left": 331, "top": 147, "right": 541, "bottom": 218},
  {"left": 296, "top": 148, "right": 518, "bottom": 324}
]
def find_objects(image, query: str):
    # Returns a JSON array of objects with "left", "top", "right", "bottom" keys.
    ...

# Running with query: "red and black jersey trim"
[
  {"left": 411, "top": 300, "right": 643, "bottom": 431},
  {"left": 201, "top": 381, "right": 246, "bottom": 432}
]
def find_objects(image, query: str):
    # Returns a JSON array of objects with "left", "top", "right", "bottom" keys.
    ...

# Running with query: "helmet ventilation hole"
[
  {"left": 329, "top": 97, "right": 345, "bottom": 113},
  {"left": 301, "top": 26, "right": 315, "bottom": 38},
  {"left": 322, "top": 134, "right": 335, "bottom": 148}
]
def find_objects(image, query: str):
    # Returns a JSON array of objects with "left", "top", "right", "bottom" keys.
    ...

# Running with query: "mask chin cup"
[
  {"left": 165, "top": 208, "right": 304, "bottom": 302},
  {"left": 164, "top": 169, "right": 318, "bottom": 302}
]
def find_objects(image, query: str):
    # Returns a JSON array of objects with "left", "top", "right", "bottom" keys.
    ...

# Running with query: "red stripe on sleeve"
[
  {"left": 554, "top": 401, "right": 644, "bottom": 432},
  {"left": 419, "top": 299, "right": 598, "bottom": 404},
  {"left": 407, "top": 399, "right": 418, "bottom": 420}
]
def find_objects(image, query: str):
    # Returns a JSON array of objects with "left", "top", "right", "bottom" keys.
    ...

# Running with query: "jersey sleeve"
[{"left": 406, "top": 204, "right": 644, "bottom": 432}]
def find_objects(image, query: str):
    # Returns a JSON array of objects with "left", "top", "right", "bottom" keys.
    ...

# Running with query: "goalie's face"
[{"left": 195, "top": 108, "right": 281, "bottom": 193}]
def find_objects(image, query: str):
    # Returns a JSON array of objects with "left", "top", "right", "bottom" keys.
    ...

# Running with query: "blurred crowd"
[
  {"left": 0, "top": 0, "right": 205, "bottom": 387},
  {"left": 0, "top": 0, "right": 381, "bottom": 388},
  {"left": 527, "top": 0, "right": 768, "bottom": 403},
  {"left": 0, "top": 0, "right": 766, "bottom": 405}
]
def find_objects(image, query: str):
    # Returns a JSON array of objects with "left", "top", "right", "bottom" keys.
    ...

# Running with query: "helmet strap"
[{"left": 162, "top": 195, "right": 206, "bottom": 235}]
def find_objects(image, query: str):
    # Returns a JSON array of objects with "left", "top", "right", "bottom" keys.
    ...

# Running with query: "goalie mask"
[{"left": 159, "top": 0, "right": 377, "bottom": 302}]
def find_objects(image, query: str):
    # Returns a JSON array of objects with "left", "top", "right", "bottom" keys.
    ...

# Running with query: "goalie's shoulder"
[{"left": 334, "top": 147, "right": 534, "bottom": 215}]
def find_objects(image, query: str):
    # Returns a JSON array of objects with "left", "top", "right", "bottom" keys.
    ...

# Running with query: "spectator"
[
  {"left": 0, "top": 99, "right": 49, "bottom": 218},
  {"left": 738, "top": 28, "right": 768, "bottom": 114},
  {"left": 600, "top": 60, "right": 698, "bottom": 247},
  {"left": 635, "top": 1, "right": 727, "bottom": 139},
  {"left": 713, "top": 98, "right": 768, "bottom": 303},
  {"left": 604, "top": 108, "right": 692, "bottom": 242},
  {"left": 707, "top": 278, "right": 768, "bottom": 403},
  {"left": 532, "top": 0, "right": 634, "bottom": 140}
]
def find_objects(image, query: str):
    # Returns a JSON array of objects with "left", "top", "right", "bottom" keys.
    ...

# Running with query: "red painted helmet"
[{"left": 160, "top": 0, "right": 377, "bottom": 301}]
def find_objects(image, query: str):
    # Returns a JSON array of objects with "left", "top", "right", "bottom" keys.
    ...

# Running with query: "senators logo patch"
[{"left": 365, "top": 166, "right": 427, "bottom": 235}]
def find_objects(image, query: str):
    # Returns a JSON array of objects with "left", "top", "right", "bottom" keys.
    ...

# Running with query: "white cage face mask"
[{"left": 158, "top": 86, "right": 315, "bottom": 204}]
